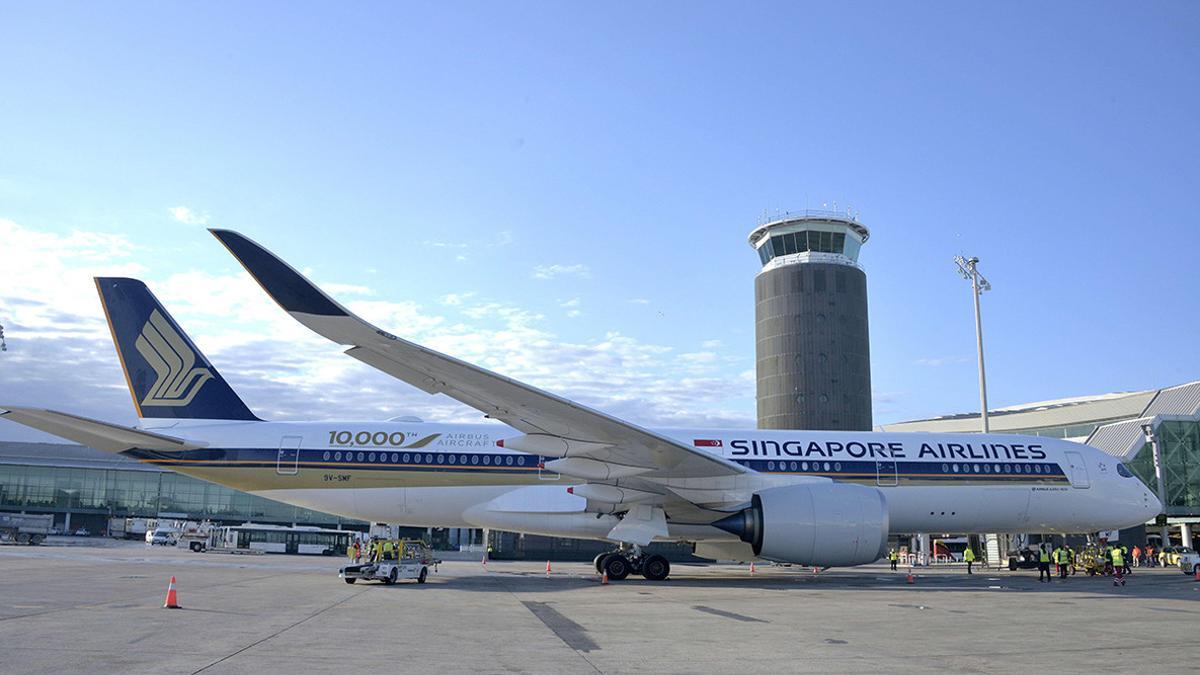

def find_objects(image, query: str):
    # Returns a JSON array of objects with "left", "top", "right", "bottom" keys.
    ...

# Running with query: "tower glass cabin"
[{"left": 748, "top": 211, "right": 873, "bottom": 431}]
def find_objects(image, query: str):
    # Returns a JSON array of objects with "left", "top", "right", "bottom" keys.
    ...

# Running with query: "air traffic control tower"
[{"left": 748, "top": 211, "right": 872, "bottom": 431}]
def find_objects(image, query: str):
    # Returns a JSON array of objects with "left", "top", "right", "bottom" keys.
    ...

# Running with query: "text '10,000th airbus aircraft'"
[{"left": 1, "top": 230, "right": 1161, "bottom": 581}]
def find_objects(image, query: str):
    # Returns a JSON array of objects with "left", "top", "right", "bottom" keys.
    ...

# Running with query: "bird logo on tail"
[{"left": 134, "top": 309, "right": 212, "bottom": 407}]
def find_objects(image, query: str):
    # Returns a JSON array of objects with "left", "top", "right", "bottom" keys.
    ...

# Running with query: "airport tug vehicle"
[{"left": 339, "top": 540, "right": 438, "bottom": 585}]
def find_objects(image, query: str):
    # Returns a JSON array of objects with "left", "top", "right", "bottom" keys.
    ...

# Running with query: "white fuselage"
[{"left": 131, "top": 419, "right": 1161, "bottom": 543}]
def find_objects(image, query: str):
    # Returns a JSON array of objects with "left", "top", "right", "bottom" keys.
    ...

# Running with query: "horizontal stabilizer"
[{"left": 0, "top": 407, "right": 205, "bottom": 453}]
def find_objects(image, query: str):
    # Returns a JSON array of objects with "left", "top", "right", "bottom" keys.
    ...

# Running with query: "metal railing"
[{"left": 757, "top": 208, "right": 861, "bottom": 225}]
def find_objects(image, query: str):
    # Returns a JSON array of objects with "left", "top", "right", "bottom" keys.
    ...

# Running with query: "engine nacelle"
[{"left": 713, "top": 483, "right": 889, "bottom": 567}]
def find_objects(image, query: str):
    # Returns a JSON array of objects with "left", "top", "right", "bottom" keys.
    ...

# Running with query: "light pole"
[
  {"left": 954, "top": 256, "right": 992, "bottom": 433},
  {"left": 1141, "top": 422, "right": 1172, "bottom": 547}
]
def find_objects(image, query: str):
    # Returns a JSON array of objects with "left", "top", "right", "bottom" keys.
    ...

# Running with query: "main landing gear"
[{"left": 593, "top": 546, "right": 670, "bottom": 581}]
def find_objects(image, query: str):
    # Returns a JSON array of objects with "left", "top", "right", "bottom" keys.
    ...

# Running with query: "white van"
[{"left": 146, "top": 529, "right": 176, "bottom": 546}]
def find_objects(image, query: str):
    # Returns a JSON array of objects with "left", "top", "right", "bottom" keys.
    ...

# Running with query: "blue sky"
[{"left": 1, "top": 2, "right": 1198, "bottom": 441}]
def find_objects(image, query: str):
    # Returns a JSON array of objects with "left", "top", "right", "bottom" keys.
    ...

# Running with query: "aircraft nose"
[{"left": 1146, "top": 488, "right": 1163, "bottom": 515}]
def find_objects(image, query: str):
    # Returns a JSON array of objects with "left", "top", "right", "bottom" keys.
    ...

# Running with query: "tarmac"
[{"left": 1, "top": 540, "right": 1198, "bottom": 674}]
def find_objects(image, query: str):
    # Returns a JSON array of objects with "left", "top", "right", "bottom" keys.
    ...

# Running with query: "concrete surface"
[{"left": 1, "top": 541, "right": 1198, "bottom": 673}]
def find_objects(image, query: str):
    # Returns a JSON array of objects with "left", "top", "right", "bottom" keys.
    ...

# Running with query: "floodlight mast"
[{"left": 954, "top": 256, "right": 991, "bottom": 433}]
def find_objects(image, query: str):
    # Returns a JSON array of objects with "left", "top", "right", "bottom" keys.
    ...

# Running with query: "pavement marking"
[
  {"left": 190, "top": 588, "right": 366, "bottom": 674},
  {"left": 1145, "top": 606, "right": 1198, "bottom": 614},
  {"left": 521, "top": 601, "right": 600, "bottom": 653},
  {"left": 691, "top": 605, "right": 768, "bottom": 623}
]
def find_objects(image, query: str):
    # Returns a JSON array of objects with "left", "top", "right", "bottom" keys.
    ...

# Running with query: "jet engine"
[{"left": 713, "top": 482, "right": 888, "bottom": 567}]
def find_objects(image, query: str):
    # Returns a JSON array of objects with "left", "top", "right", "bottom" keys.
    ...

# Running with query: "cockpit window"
[{"left": 1116, "top": 463, "right": 1133, "bottom": 478}]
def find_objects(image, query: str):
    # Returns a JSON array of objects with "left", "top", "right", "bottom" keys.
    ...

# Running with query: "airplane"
[{"left": 1, "top": 229, "right": 1161, "bottom": 581}]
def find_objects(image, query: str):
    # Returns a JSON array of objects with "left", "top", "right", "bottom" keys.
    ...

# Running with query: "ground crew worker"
[
  {"left": 1037, "top": 544, "right": 1052, "bottom": 583},
  {"left": 352, "top": 539, "right": 361, "bottom": 563},
  {"left": 889, "top": 548, "right": 899, "bottom": 572},
  {"left": 1120, "top": 545, "right": 1131, "bottom": 575},
  {"left": 963, "top": 546, "right": 975, "bottom": 575},
  {"left": 382, "top": 539, "right": 394, "bottom": 561},
  {"left": 1132, "top": 545, "right": 1142, "bottom": 568},
  {"left": 1055, "top": 545, "right": 1069, "bottom": 578},
  {"left": 347, "top": 540, "right": 357, "bottom": 562},
  {"left": 1111, "top": 546, "right": 1126, "bottom": 586}
]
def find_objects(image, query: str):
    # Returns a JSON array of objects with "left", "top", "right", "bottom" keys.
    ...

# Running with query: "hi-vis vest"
[
  {"left": 1111, "top": 548, "right": 1125, "bottom": 566},
  {"left": 1039, "top": 550, "right": 1050, "bottom": 563},
  {"left": 963, "top": 548, "right": 975, "bottom": 562}
]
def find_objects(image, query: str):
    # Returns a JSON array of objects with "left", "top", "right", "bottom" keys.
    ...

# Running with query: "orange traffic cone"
[
  {"left": 1194, "top": 567, "right": 1199, "bottom": 582},
  {"left": 906, "top": 569, "right": 915, "bottom": 585},
  {"left": 601, "top": 570, "right": 609, "bottom": 585},
  {"left": 163, "top": 576, "right": 180, "bottom": 609},
  {"left": 545, "top": 560, "right": 552, "bottom": 576},
  {"left": 749, "top": 561, "right": 756, "bottom": 575}
]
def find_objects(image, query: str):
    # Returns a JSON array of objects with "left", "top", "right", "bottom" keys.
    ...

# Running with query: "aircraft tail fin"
[{"left": 94, "top": 277, "right": 260, "bottom": 421}]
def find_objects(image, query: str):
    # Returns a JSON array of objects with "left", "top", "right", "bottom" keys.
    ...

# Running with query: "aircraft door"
[
  {"left": 277, "top": 436, "right": 302, "bottom": 475},
  {"left": 1064, "top": 451, "right": 1090, "bottom": 488},
  {"left": 876, "top": 460, "right": 898, "bottom": 487}
]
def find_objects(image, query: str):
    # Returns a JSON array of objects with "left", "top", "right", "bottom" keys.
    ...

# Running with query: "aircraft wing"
[
  {"left": 0, "top": 407, "right": 205, "bottom": 453},
  {"left": 211, "top": 229, "right": 745, "bottom": 480}
]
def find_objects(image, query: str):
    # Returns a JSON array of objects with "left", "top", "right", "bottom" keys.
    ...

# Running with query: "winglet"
[{"left": 209, "top": 229, "right": 350, "bottom": 317}]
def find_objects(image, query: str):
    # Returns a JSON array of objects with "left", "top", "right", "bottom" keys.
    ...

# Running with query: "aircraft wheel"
[
  {"left": 603, "top": 554, "right": 631, "bottom": 581},
  {"left": 594, "top": 552, "right": 610, "bottom": 574},
  {"left": 641, "top": 555, "right": 670, "bottom": 581},
  {"left": 418, "top": 567, "right": 428, "bottom": 584}
]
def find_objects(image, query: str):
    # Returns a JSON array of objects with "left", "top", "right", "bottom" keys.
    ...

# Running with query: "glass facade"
[
  {"left": 757, "top": 230, "right": 849, "bottom": 264},
  {"left": 0, "top": 463, "right": 363, "bottom": 526},
  {"left": 1126, "top": 420, "right": 1200, "bottom": 513}
]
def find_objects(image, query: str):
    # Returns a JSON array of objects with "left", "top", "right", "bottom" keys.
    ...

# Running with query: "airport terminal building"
[
  {"left": 0, "top": 441, "right": 367, "bottom": 535},
  {"left": 883, "top": 380, "right": 1200, "bottom": 548}
]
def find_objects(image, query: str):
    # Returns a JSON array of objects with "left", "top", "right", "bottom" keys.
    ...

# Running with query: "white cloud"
[
  {"left": 566, "top": 310, "right": 582, "bottom": 318},
  {"left": 701, "top": 339, "right": 723, "bottom": 349},
  {"left": 915, "top": 356, "right": 970, "bottom": 367},
  {"left": 628, "top": 298, "right": 650, "bottom": 305},
  {"left": 422, "top": 240, "right": 468, "bottom": 249},
  {"left": 560, "top": 298, "right": 581, "bottom": 308},
  {"left": 0, "top": 218, "right": 757, "bottom": 443},
  {"left": 168, "top": 206, "right": 209, "bottom": 226},
  {"left": 532, "top": 264, "right": 591, "bottom": 280},
  {"left": 441, "top": 292, "right": 476, "bottom": 306}
]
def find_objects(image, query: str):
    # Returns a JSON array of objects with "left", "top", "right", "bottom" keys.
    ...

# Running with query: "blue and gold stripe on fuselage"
[
  {"left": 120, "top": 447, "right": 548, "bottom": 491},
  {"left": 121, "top": 447, "right": 1069, "bottom": 492},
  {"left": 734, "top": 457, "right": 1070, "bottom": 486}
]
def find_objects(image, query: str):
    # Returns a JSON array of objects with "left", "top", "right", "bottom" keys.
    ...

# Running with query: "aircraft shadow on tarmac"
[{"left": 363, "top": 566, "right": 1200, "bottom": 603}]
